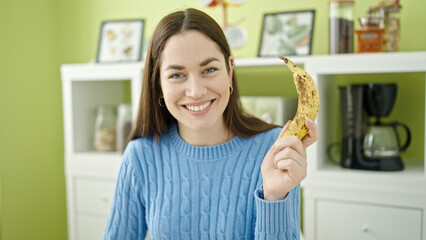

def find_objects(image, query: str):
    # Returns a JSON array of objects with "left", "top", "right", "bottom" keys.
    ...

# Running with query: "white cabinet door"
[
  {"left": 74, "top": 177, "right": 116, "bottom": 240},
  {"left": 76, "top": 177, "right": 116, "bottom": 215},
  {"left": 316, "top": 199, "right": 422, "bottom": 240},
  {"left": 77, "top": 215, "right": 108, "bottom": 240},
  {"left": 74, "top": 176, "right": 153, "bottom": 240}
]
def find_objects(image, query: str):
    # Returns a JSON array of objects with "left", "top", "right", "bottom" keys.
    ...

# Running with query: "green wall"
[
  {"left": 1, "top": 0, "right": 426, "bottom": 239},
  {"left": 0, "top": 0, "right": 66, "bottom": 239}
]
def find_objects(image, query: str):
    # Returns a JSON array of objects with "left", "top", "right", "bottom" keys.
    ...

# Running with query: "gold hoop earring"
[
  {"left": 159, "top": 97, "right": 165, "bottom": 107},
  {"left": 229, "top": 85, "right": 234, "bottom": 95}
]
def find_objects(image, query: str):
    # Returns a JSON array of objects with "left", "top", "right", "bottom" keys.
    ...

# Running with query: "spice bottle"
[
  {"left": 329, "top": 0, "right": 354, "bottom": 54},
  {"left": 94, "top": 105, "right": 117, "bottom": 151},
  {"left": 116, "top": 104, "right": 132, "bottom": 153}
]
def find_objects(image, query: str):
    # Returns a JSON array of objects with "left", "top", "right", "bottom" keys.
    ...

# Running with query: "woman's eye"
[
  {"left": 204, "top": 67, "right": 217, "bottom": 74},
  {"left": 169, "top": 73, "right": 183, "bottom": 79}
]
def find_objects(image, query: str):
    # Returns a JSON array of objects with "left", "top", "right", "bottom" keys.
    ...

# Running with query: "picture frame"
[
  {"left": 96, "top": 19, "right": 145, "bottom": 63},
  {"left": 258, "top": 10, "right": 315, "bottom": 57}
]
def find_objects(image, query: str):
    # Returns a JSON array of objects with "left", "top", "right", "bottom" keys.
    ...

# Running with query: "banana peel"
[{"left": 279, "top": 56, "right": 319, "bottom": 139}]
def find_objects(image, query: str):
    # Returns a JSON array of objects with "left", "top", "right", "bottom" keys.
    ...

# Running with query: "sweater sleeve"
[
  {"left": 254, "top": 184, "right": 300, "bottom": 240},
  {"left": 103, "top": 144, "right": 147, "bottom": 240}
]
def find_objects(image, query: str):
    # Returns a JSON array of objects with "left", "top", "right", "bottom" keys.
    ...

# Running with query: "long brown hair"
[{"left": 131, "top": 8, "right": 277, "bottom": 141}]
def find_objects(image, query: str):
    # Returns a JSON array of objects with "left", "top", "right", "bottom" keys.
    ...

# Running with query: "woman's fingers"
[
  {"left": 273, "top": 135, "right": 306, "bottom": 159},
  {"left": 273, "top": 145, "right": 305, "bottom": 169},
  {"left": 302, "top": 117, "right": 319, "bottom": 148},
  {"left": 276, "top": 159, "right": 307, "bottom": 180}
]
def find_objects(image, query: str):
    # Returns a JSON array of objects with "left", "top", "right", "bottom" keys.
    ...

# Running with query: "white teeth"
[{"left": 185, "top": 101, "right": 211, "bottom": 112}]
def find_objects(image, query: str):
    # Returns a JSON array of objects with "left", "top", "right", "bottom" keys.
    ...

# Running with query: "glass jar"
[
  {"left": 94, "top": 105, "right": 117, "bottom": 151},
  {"left": 116, "top": 104, "right": 132, "bottom": 153},
  {"left": 383, "top": 6, "right": 400, "bottom": 52},
  {"left": 329, "top": 0, "right": 354, "bottom": 54}
]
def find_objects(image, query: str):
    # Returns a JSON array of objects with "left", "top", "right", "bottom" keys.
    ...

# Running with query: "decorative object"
[
  {"left": 224, "top": 25, "right": 247, "bottom": 49},
  {"left": 199, "top": 0, "right": 218, "bottom": 7},
  {"left": 259, "top": 10, "right": 315, "bottom": 57},
  {"left": 366, "top": 0, "right": 401, "bottom": 52},
  {"left": 199, "top": 0, "right": 247, "bottom": 49},
  {"left": 355, "top": 28, "right": 384, "bottom": 53},
  {"left": 223, "top": 0, "right": 246, "bottom": 6},
  {"left": 96, "top": 19, "right": 144, "bottom": 63}
]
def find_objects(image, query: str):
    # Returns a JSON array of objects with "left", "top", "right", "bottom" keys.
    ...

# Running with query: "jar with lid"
[
  {"left": 94, "top": 105, "right": 117, "bottom": 151},
  {"left": 116, "top": 104, "right": 132, "bottom": 153},
  {"left": 380, "top": 6, "right": 400, "bottom": 52},
  {"left": 329, "top": 0, "right": 354, "bottom": 54}
]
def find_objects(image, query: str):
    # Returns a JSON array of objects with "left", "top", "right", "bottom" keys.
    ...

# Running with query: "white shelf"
[
  {"left": 307, "top": 162, "right": 426, "bottom": 185},
  {"left": 70, "top": 151, "right": 123, "bottom": 161},
  {"left": 235, "top": 51, "right": 426, "bottom": 74},
  {"left": 234, "top": 56, "right": 309, "bottom": 67},
  {"left": 61, "top": 62, "right": 144, "bottom": 81},
  {"left": 305, "top": 51, "right": 426, "bottom": 74}
]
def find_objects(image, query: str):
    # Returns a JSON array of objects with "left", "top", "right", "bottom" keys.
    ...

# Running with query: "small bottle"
[
  {"left": 116, "top": 104, "right": 132, "bottom": 153},
  {"left": 329, "top": 0, "right": 354, "bottom": 54},
  {"left": 94, "top": 105, "right": 117, "bottom": 151}
]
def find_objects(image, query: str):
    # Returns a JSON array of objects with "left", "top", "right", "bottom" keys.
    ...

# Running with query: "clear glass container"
[
  {"left": 383, "top": 6, "right": 400, "bottom": 52},
  {"left": 116, "top": 104, "right": 132, "bottom": 153},
  {"left": 329, "top": 0, "right": 354, "bottom": 54},
  {"left": 363, "top": 125, "right": 399, "bottom": 158},
  {"left": 94, "top": 105, "right": 117, "bottom": 151}
]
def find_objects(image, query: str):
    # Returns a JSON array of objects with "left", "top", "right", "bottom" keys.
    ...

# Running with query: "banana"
[{"left": 279, "top": 56, "right": 319, "bottom": 139}]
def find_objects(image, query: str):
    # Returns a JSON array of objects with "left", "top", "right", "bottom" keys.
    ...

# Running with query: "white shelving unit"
[
  {"left": 302, "top": 52, "right": 426, "bottom": 240},
  {"left": 61, "top": 52, "right": 426, "bottom": 240},
  {"left": 61, "top": 62, "right": 144, "bottom": 240},
  {"left": 240, "top": 51, "right": 426, "bottom": 240}
]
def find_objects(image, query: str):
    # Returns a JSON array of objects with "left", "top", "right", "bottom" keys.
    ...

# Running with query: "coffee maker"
[{"left": 338, "top": 83, "right": 411, "bottom": 171}]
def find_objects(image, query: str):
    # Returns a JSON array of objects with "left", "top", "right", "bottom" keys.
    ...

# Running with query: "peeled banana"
[{"left": 279, "top": 56, "right": 319, "bottom": 139}]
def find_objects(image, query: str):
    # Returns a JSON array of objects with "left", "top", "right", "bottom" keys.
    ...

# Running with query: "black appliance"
[{"left": 338, "top": 83, "right": 411, "bottom": 171}]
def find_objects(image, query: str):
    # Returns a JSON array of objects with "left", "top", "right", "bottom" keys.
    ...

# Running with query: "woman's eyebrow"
[
  {"left": 164, "top": 57, "right": 220, "bottom": 71},
  {"left": 164, "top": 64, "right": 185, "bottom": 71},
  {"left": 200, "top": 57, "right": 220, "bottom": 67}
]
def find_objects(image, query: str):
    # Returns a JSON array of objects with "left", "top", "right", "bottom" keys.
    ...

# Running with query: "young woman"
[{"left": 103, "top": 8, "right": 318, "bottom": 240}]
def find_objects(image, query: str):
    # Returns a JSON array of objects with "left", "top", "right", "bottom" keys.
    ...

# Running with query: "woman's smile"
[{"left": 183, "top": 99, "right": 215, "bottom": 114}]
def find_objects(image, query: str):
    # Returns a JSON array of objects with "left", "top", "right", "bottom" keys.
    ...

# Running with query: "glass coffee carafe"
[{"left": 363, "top": 121, "right": 411, "bottom": 158}]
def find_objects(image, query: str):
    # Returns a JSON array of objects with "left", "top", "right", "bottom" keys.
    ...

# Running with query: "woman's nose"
[{"left": 185, "top": 76, "right": 207, "bottom": 98}]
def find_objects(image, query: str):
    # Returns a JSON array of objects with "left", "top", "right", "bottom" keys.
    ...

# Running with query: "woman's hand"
[{"left": 261, "top": 118, "right": 319, "bottom": 201}]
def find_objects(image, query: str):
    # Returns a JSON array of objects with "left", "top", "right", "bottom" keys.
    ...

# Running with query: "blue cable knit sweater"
[{"left": 104, "top": 124, "right": 300, "bottom": 240}]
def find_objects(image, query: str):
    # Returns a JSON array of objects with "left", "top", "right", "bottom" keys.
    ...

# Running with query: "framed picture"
[
  {"left": 258, "top": 10, "right": 315, "bottom": 57},
  {"left": 96, "top": 19, "right": 144, "bottom": 63}
]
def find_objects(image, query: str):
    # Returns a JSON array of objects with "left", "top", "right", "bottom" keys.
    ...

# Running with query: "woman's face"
[{"left": 159, "top": 30, "right": 233, "bottom": 140}]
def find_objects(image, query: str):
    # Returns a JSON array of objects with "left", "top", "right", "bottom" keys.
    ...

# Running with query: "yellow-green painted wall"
[
  {"left": 1, "top": 0, "right": 425, "bottom": 239},
  {"left": 0, "top": 0, "right": 66, "bottom": 240}
]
